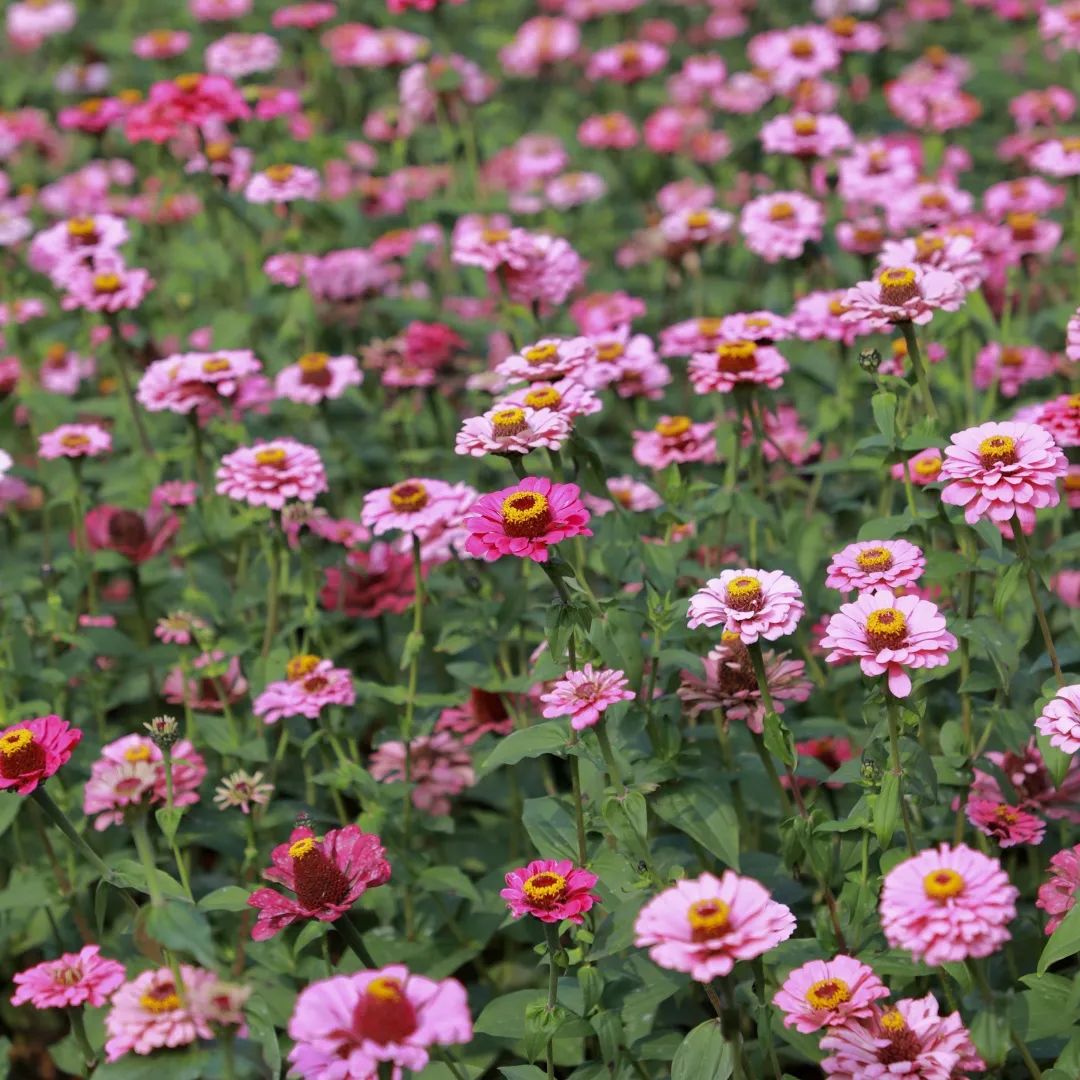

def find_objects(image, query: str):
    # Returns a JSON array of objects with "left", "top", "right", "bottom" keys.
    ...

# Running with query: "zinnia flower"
[
  {"left": 964, "top": 798, "right": 1046, "bottom": 848},
  {"left": 688, "top": 339, "right": 789, "bottom": 395},
  {"left": 825, "top": 539, "right": 926, "bottom": 594},
  {"left": 369, "top": 733, "right": 475, "bottom": 815},
  {"left": 162, "top": 650, "right": 247, "bottom": 713},
  {"left": 540, "top": 664, "right": 635, "bottom": 731},
  {"left": 464, "top": 477, "right": 591, "bottom": 563},
  {"left": 435, "top": 689, "right": 515, "bottom": 745},
  {"left": 287, "top": 966, "right": 472, "bottom": 1079},
  {"left": 38, "top": 422, "right": 111, "bottom": 460},
  {"left": 214, "top": 769, "right": 274, "bottom": 814},
  {"left": 0, "top": 715, "right": 81, "bottom": 795},
  {"left": 1036, "top": 845, "right": 1080, "bottom": 934},
  {"left": 362, "top": 478, "right": 464, "bottom": 537},
  {"left": 687, "top": 569, "right": 805, "bottom": 644},
  {"left": 12, "top": 946, "right": 125, "bottom": 1009},
  {"left": 772, "top": 955, "right": 889, "bottom": 1034},
  {"left": 841, "top": 264, "right": 965, "bottom": 329},
  {"left": 454, "top": 404, "right": 571, "bottom": 457},
  {"left": 1034, "top": 684, "right": 1080, "bottom": 753},
  {"left": 820, "top": 588, "right": 957, "bottom": 697},
  {"left": 253, "top": 654, "right": 355, "bottom": 724},
  {"left": 216, "top": 439, "right": 328, "bottom": 510},
  {"left": 275, "top": 351, "right": 362, "bottom": 404},
  {"left": 632, "top": 415, "right": 717, "bottom": 469},
  {"left": 879, "top": 843, "right": 1017, "bottom": 964},
  {"left": 1033, "top": 393, "right": 1080, "bottom": 448},
  {"left": 634, "top": 870, "right": 796, "bottom": 981},
  {"left": 938, "top": 421, "right": 1067, "bottom": 535},
  {"left": 501, "top": 859, "right": 599, "bottom": 924},
  {"left": 247, "top": 825, "right": 391, "bottom": 941}
]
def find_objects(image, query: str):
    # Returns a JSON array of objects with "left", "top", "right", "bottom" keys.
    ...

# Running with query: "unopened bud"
[{"left": 144, "top": 714, "right": 180, "bottom": 750}]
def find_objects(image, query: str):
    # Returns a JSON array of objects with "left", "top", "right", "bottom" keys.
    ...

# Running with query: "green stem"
[
  {"left": 107, "top": 319, "right": 156, "bottom": 459},
  {"left": 594, "top": 723, "right": 623, "bottom": 789},
  {"left": 337, "top": 912, "right": 377, "bottom": 967},
  {"left": 68, "top": 1007, "right": 97, "bottom": 1075},
  {"left": 31, "top": 787, "right": 112, "bottom": 882},
  {"left": 509, "top": 454, "right": 529, "bottom": 480},
  {"left": 400, "top": 535, "right": 425, "bottom": 942},
  {"left": 544, "top": 922, "right": 561, "bottom": 1080},
  {"left": 900, "top": 322, "right": 939, "bottom": 422},
  {"left": 886, "top": 695, "right": 917, "bottom": 856},
  {"left": 261, "top": 528, "right": 281, "bottom": 659},
  {"left": 569, "top": 754, "right": 588, "bottom": 866},
  {"left": 433, "top": 1047, "right": 471, "bottom": 1080},
  {"left": 132, "top": 814, "right": 163, "bottom": 907},
  {"left": 1013, "top": 527, "right": 1064, "bottom": 687}
]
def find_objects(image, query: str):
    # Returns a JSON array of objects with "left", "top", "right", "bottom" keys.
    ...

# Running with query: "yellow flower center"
[
  {"left": 491, "top": 407, "right": 528, "bottom": 438},
  {"left": 524, "top": 386, "right": 562, "bottom": 410},
  {"left": 52, "top": 963, "right": 83, "bottom": 986},
  {"left": 299, "top": 352, "right": 329, "bottom": 373},
  {"left": 288, "top": 837, "right": 317, "bottom": 860},
  {"left": 60, "top": 433, "right": 91, "bottom": 449},
  {"left": 265, "top": 164, "right": 295, "bottom": 184},
  {"left": 388, "top": 480, "right": 429, "bottom": 512},
  {"left": 500, "top": 491, "right": 552, "bottom": 538},
  {"left": 688, "top": 898, "right": 730, "bottom": 941},
  {"left": 366, "top": 976, "right": 405, "bottom": 1002},
  {"left": 914, "top": 455, "right": 942, "bottom": 477},
  {"left": 139, "top": 990, "right": 181, "bottom": 1014},
  {"left": 878, "top": 267, "right": 919, "bottom": 305},
  {"left": 716, "top": 340, "right": 757, "bottom": 374},
  {"left": 45, "top": 343, "right": 67, "bottom": 365},
  {"left": 92, "top": 273, "right": 122, "bottom": 294},
  {"left": 119, "top": 88, "right": 142, "bottom": 105},
  {"left": 697, "top": 318, "right": 722, "bottom": 336},
  {"left": 768, "top": 201, "right": 795, "bottom": 222},
  {"left": 685, "top": 210, "right": 711, "bottom": 229},
  {"left": 483, "top": 228, "right": 509, "bottom": 243},
  {"left": 175, "top": 73, "right": 202, "bottom": 92},
  {"left": 793, "top": 116, "right": 818, "bottom": 136},
  {"left": 880, "top": 1009, "right": 907, "bottom": 1032},
  {"left": 597, "top": 342, "right": 624, "bottom": 362},
  {"left": 805, "top": 978, "right": 852, "bottom": 1010},
  {"left": 522, "top": 871, "right": 568, "bottom": 905},
  {"left": 1062, "top": 137, "right": 1080, "bottom": 154},
  {"left": 255, "top": 447, "right": 287, "bottom": 467},
  {"left": 1000, "top": 348, "right": 1025, "bottom": 368},
  {"left": 920, "top": 192, "right": 949, "bottom": 210},
  {"left": 205, "top": 141, "right": 234, "bottom": 165},
  {"left": 1008, "top": 212, "right": 1037, "bottom": 241},
  {"left": 893, "top": 337, "right": 908, "bottom": 358},
  {"left": 66, "top": 216, "right": 97, "bottom": 239},
  {"left": 287, "top": 654, "right": 321, "bottom": 681},
  {"left": 994, "top": 805, "right": 1020, "bottom": 823},
  {"left": 865, "top": 608, "right": 908, "bottom": 650},
  {"left": 1065, "top": 473, "right": 1080, "bottom": 491},
  {"left": 0, "top": 730, "right": 34, "bottom": 756},
  {"left": 655, "top": 416, "right": 691, "bottom": 439},
  {"left": 914, "top": 235, "right": 944, "bottom": 259},
  {"left": 829, "top": 299, "right": 847, "bottom": 316},
  {"left": 977, "top": 434, "right": 1017, "bottom": 468},
  {"left": 202, "top": 357, "right": 231, "bottom": 374},
  {"left": 829, "top": 16, "right": 857, "bottom": 35},
  {"left": 524, "top": 343, "right": 558, "bottom": 366},
  {"left": 789, "top": 37, "right": 814, "bottom": 58},
  {"left": 855, "top": 546, "right": 893, "bottom": 572},
  {"left": 124, "top": 745, "right": 152, "bottom": 763},
  {"left": 923, "top": 868, "right": 965, "bottom": 900}
]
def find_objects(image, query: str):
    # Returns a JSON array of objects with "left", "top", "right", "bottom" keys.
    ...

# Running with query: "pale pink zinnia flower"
[
  {"left": 973, "top": 343, "right": 1055, "bottom": 398},
  {"left": 1034, "top": 684, "right": 1080, "bottom": 754},
  {"left": 368, "top": 732, "right": 475, "bottom": 815},
  {"left": 501, "top": 859, "right": 599, "bottom": 926},
  {"left": 362, "top": 478, "right": 463, "bottom": 537},
  {"left": 12, "top": 945, "right": 125, "bottom": 1010},
  {"left": 820, "top": 587, "right": 957, "bottom": 697},
  {"left": 213, "top": 769, "right": 273, "bottom": 813},
  {"left": 287, "top": 966, "right": 472, "bottom": 1079},
  {"left": 891, "top": 447, "right": 943, "bottom": 487},
  {"left": 498, "top": 378, "right": 601, "bottom": 421},
  {"left": 688, "top": 339, "right": 788, "bottom": 395},
  {"left": 103, "top": 966, "right": 218, "bottom": 1061},
  {"left": 38, "top": 422, "right": 111, "bottom": 460},
  {"left": 245, "top": 163, "right": 322, "bottom": 204},
  {"left": 247, "top": 825, "right": 391, "bottom": 941},
  {"left": 825, "top": 539, "right": 926, "bottom": 594},
  {"left": 0, "top": 716, "right": 81, "bottom": 796},
  {"left": 964, "top": 798, "right": 1046, "bottom": 848},
  {"left": 454, "top": 404, "right": 571, "bottom": 458},
  {"left": 687, "top": 569, "right": 805, "bottom": 644},
  {"left": 632, "top": 415, "right": 717, "bottom": 469},
  {"left": 879, "top": 843, "right": 1017, "bottom": 965},
  {"left": 59, "top": 258, "right": 154, "bottom": 313},
  {"left": 1037, "top": 845, "right": 1080, "bottom": 934},
  {"left": 938, "top": 421, "right": 1067, "bottom": 535},
  {"left": 275, "top": 351, "right": 362, "bottom": 404},
  {"left": 495, "top": 336, "right": 594, "bottom": 385},
  {"left": 634, "top": 870, "right": 796, "bottom": 981},
  {"left": 772, "top": 955, "right": 889, "bottom": 1034},
  {"left": 739, "top": 191, "right": 824, "bottom": 262},
  {"left": 215, "top": 439, "right": 328, "bottom": 510},
  {"left": 253, "top": 654, "right": 355, "bottom": 724},
  {"left": 464, "top": 477, "right": 591, "bottom": 563},
  {"left": 841, "top": 265, "right": 965, "bottom": 330},
  {"left": 540, "top": 664, "right": 635, "bottom": 731}
]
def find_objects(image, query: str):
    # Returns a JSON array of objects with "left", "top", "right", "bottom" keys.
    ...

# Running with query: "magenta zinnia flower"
[
  {"left": 687, "top": 568, "right": 804, "bottom": 644},
  {"left": 879, "top": 843, "right": 1017, "bottom": 965},
  {"left": 820, "top": 587, "right": 957, "bottom": 697},
  {"left": 1037, "top": 844, "right": 1080, "bottom": 934},
  {"left": 0, "top": 715, "right": 81, "bottom": 795},
  {"left": 634, "top": 871, "right": 795, "bottom": 981},
  {"left": 501, "top": 859, "right": 600, "bottom": 924},
  {"left": 1034, "top": 684, "right": 1080, "bottom": 753},
  {"left": 540, "top": 664, "right": 635, "bottom": 731},
  {"left": 825, "top": 539, "right": 926, "bottom": 594},
  {"left": 820, "top": 996, "right": 984, "bottom": 1079},
  {"left": 464, "top": 476, "right": 591, "bottom": 563},
  {"left": 772, "top": 955, "right": 889, "bottom": 1034},
  {"left": 288, "top": 966, "right": 472, "bottom": 1079},
  {"left": 253, "top": 654, "right": 355, "bottom": 724},
  {"left": 215, "top": 438, "right": 328, "bottom": 509},
  {"left": 247, "top": 825, "right": 391, "bottom": 941},
  {"left": 938, "top": 421, "right": 1066, "bottom": 535},
  {"left": 964, "top": 798, "right": 1046, "bottom": 848},
  {"left": 12, "top": 946, "right": 125, "bottom": 1009},
  {"left": 38, "top": 422, "right": 111, "bottom": 460}
]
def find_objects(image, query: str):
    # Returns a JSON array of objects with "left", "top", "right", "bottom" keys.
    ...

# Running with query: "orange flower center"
[
  {"left": 389, "top": 480, "right": 429, "bottom": 512},
  {"left": 287, "top": 654, "right": 321, "bottom": 681},
  {"left": 205, "top": 140, "right": 232, "bottom": 162},
  {"left": 174, "top": 73, "right": 202, "bottom": 92},
  {"left": 793, "top": 115, "right": 818, "bottom": 136},
  {"left": 697, "top": 318, "right": 722, "bottom": 336},
  {"left": 524, "top": 343, "right": 558, "bottom": 366},
  {"left": 483, "top": 228, "right": 509, "bottom": 243},
  {"left": 0, "top": 729, "right": 44, "bottom": 780},
  {"left": 828, "top": 16, "right": 857, "bottom": 36},
  {"left": 685, "top": 209, "right": 711, "bottom": 229},
  {"left": 139, "top": 987, "right": 181, "bottom": 1014},
  {"left": 789, "top": 37, "right": 814, "bottom": 58},
  {"left": 914, "top": 455, "right": 942, "bottom": 477},
  {"left": 522, "top": 870, "right": 568, "bottom": 907},
  {"left": 202, "top": 357, "right": 231, "bottom": 374},
  {"left": 524, "top": 386, "right": 561, "bottom": 410},
  {"left": 254, "top": 447, "right": 287, "bottom": 468},
  {"left": 878, "top": 267, "right": 919, "bottom": 305},
  {"left": 264, "top": 164, "right": 295, "bottom": 184},
  {"left": 716, "top": 340, "right": 757, "bottom": 374},
  {"left": 655, "top": 416, "right": 691, "bottom": 439},
  {"left": 597, "top": 342, "right": 624, "bottom": 362},
  {"left": 768, "top": 200, "right": 795, "bottom": 222},
  {"left": 1008, "top": 212, "right": 1037, "bottom": 241},
  {"left": 67, "top": 216, "right": 97, "bottom": 240},
  {"left": 92, "top": 273, "right": 122, "bottom": 294},
  {"left": 60, "top": 433, "right": 91, "bottom": 449}
]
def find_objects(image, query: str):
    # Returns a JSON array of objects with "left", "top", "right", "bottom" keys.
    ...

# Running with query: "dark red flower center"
[
  {"left": 715, "top": 340, "right": 757, "bottom": 375},
  {"left": 0, "top": 729, "right": 45, "bottom": 780},
  {"left": 522, "top": 871, "right": 568, "bottom": 908},
  {"left": 500, "top": 492, "right": 552, "bottom": 538},
  {"left": 108, "top": 510, "right": 149, "bottom": 551},
  {"left": 878, "top": 267, "right": 919, "bottom": 306},
  {"left": 353, "top": 977, "right": 418, "bottom": 1044},
  {"left": 299, "top": 352, "right": 333, "bottom": 387},
  {"left": 288, "top": 837, "right": 351, "bottom": 910}
]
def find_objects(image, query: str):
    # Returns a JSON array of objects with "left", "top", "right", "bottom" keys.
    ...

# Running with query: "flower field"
[{"left": 4, "top": 0, "right": 1080, "bottom": 1077}]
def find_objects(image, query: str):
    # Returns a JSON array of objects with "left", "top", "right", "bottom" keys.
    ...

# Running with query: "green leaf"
[
  {"left": 145, "top": 902, "right": 217, "bottom": 967},
  {"left": 498, "top": 1069, "right": 548, "bottom": 1080},
  {"left": 522, "top": 797, "right": 581, "bottom": 862},
  {"left": 154, "top": 806, "right": 184, "bottom": 845},
  {"left": 602, "top": 792, "right": 649, "bottom": 862},
  {"left": 93, "top": 1049, "right": 212, "bottom": 1079},
  {"left": 653, "top": 782, "right": 740, "bottom": 870},
  {"left": 992, "top": 560, "right": 1025, "bottom": 621},
  {"left": 873, "top": 772, "right": 901, "bottom": 848},
  {"left": 416, "top": 865, "right": 481, "bottom": 904},
  {"left": 1037, "top": 733, "right": 1072, "bottom": 789},
  {"left": 246, "top": 994, "right": 283, "bottom": 1077},
  {"left": 763, "top": 711, "right": 797, "bottom": 768},
  {"left": 1038, "top": 903, "right": 1080, "bottom": 975},
  {"left": 197, "top": 886, "right": 251, "bottom": 912},
  {"left": 480, "top": 721, "right": 569, "bottom": 774},
  {"left": 672, "top": 1020, "right": 734, "bottom": 1080},
  {"left": 871, "top": 391, "right": 897, "bottom": 444},
  {"left": 475, "top": 991, "right": 548, "bottom": 1039}
]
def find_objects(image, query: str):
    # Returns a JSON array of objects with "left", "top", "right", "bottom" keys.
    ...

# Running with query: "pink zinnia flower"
[
  {"left": 12, "top": 945, "right": 125, "bottom": 1010},
  {"left": 216, "top": 439, "right": 327, "bottom": 510},
  {"left": 455, "top": 404, "right": 571, "bottom": 458},
  {"left": 820, "top": 587, "right": 957, "bottom": 697},
  {"left": 841, "top": 265, "right": 965, "bottom": 330},
  {"left": 0, "top": 716, "right": 80, "bottom": 795},
  {"left": 687, "top": 569, "right": 805, "bottom": 645},
  {"left": 632, "top": 415, "right": 717, "bottom": 469},
  {"left": 245, "top": 163, "right": 322, "bottom": 204},
  {"left": 495, "top": 336, "right": 594, "bottom": 385},
  {"left": 688, "top": 339, "right": 788, "bottom": 395},
  {"left": 825, "top": 539, "right": 926, "bottom": 594},
  {"left": 1034, "top": 393, "right": 1080, "bottom": 448},
  {"left": 820, "top": 996, "right": 984, "bottom": 1079},
  {"left": 772, "top": 955, "right": 889, "bottom": 1034},
  {"left": 103, "top": 966, "right": 218, "bottom": 1061},
  {"left": 1037, "top": 845, "right": 1080, "bottom": 934},
  {"left": 38, "top": 422, "right": 111, "bottom": 460},
  {"left": 85, "top": 504, "right": 180, "bottom": 563},
  {"left": 321, "top": 544, "right": 418, "bottom": 618},
  {"left": 253, "top": 654, "right": 355, "bottom": 724},
  {"left": 938, "top": 421, "right": 1067, "bottom": 535},
  {"left": 965, "top": 798, "right": 1045, "bottom": 848},
  {"left": 59, "top": 258, "right": 154, "bottom": 313},
  {"left": 879, "top": 843, "right": 1018, "bottom": 965},
  {"left": 540, "top": 664, "right": 635, "bottom": 731},
  {"left": 634, "top": 870, "right": 796, "bottom": 981},
  {"left": 973, "top": 343, "right": 1055, "bottom": 398},
  {"left": 161, "top": 650, "right": 247, "bottom": 713},
  {"left": 501, "top": 859, "right": 599, "bottom": 923},
  {"left": 288, "top": 966, "right": 472, "bottom": 1079},
  {"left": 972, "top": 740, "right": 1080, "bottom": 825},
  {"left": 677, "top": 633, "right": 811, "bottom": 734},
  {"left": 464, "top": 477, "right": 591, "bottom": 563},
  {"left": 362, "top": 478, "right": 463, "bottom": 537},
  {"left": 1035, "top": 684, "right": 1080, "bottom": 753},
  {"left": 892, "top": 447, "right": 944, "bottom": 487},
  {"left": 498, "top": 378, "right": 601, "bottom": 422},
  {"left": 436, "top": 689, "right": 515, "bottom": 745},
  {"left": 132, "top": 29, "right": 191, "bottom": 59},
  {"left": 369, "top": 733, "right": 475, "bottom": 815},
  {"left": 760, "top": 112, "right": 853, "bottom": 157},
  {"left": 275, "top": 351, "right": 362, "bottom": 404},
  {"left": 247, "top": 825, "right": 391, "bottom": 941},
  {"left": 739, "top": 191, "right": 824, "bottom": 263}
]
